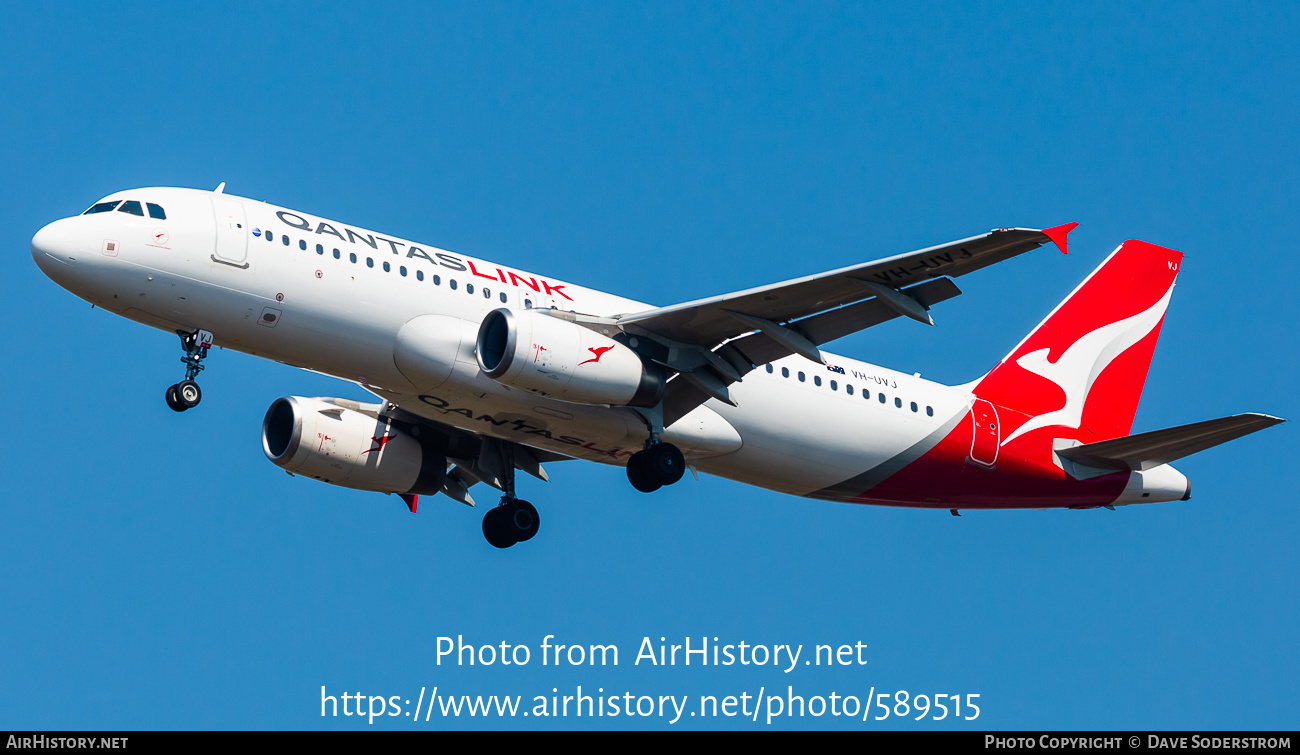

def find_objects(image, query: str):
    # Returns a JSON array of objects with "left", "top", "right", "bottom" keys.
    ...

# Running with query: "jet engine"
[
  {"left": 261, "top": 396, "right": 446, "bottom": 496},
  {"left": 476, "top": 308, "right": 665, "bottom": 407}
]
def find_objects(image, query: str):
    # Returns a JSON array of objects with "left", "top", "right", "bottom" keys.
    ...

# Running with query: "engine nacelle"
[
  {"left": 261, "top": 396, "right": 445, "bottom": 496},
  {"left": 476, "top": 308, "right": 665, "bottom": 407}
]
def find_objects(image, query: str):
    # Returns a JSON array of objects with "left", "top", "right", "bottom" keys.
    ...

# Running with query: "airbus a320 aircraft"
[{"left": 32, "top": 185, "right": 1283, "bottom": 548}]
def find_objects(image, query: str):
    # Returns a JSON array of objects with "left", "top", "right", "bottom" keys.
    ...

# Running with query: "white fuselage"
[{"left": 29, "top": 187, "right": 999, "bottom": 502}]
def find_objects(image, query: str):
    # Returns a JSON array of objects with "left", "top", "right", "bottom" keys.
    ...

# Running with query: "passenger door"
[
  {"left": 969, "top": 398, "right": 1000, "bottom": 467},
  {"left": 211, "top": 197, "right": 249, "bottom": 268}
]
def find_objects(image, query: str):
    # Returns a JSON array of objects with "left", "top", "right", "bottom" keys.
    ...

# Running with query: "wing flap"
[
  {"left": 711, "top": 277, "right": 961, "bottom": 370},
  {"left": 659, "top": 278, "right": 962, "bottom": 426},
  {"left": 1056, "top": 413, "right": 1285, "bottom": 472},
  {"left": 797, "top": 277, "right": 961, "bottom": 348}
]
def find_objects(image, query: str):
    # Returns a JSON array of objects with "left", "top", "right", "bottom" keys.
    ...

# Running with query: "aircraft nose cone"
[
  {"left": 32, "top": 222, "right": 53, "bottom": 264},
  {"left": 31, "top": 218, "right": 81, "bottom": 280}
]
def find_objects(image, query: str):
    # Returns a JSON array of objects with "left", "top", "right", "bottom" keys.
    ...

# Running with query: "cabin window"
[
  {"left": 83, "top": 201, "right": 121, "bottom": 214},
  {"left": 926, "top": 406, "right": 934, "bottom": 417},
  {"left": 349, "top": 253, "right": 357, "bottom": 263},
  {"left": 846, "top": 384, "right": 853, "bottom": 395},
  {"left": 831, "top": 380, "right": 838, "bottom": 391},
  {"left": 781, "top": 367, "right": 789, "bottom": 378},
  {"left": 499, "top": 292, "right": 508, "bottom": 303},
  {"left": 117, "top": 200, "right": 144, "bottom": 216},
  {"left": 895, "top": 397, "right": 903, "bottom": 408},
  {"left": 146, "top": 203, "right": 166, "bottom": 219},
  {"left": 399, "top": 266, "right": 407, "bottom": 277},
  {"left": 383, "top": 261, "right": 390, "bottom": 272},
  {"left": 765, "top": 364, "right": 773, "bottom": 374},
  {"left": 911, "top": 401, "right": 918, "bottom": 412},
  {"left": 814, "top": 375, "right": 822, "bottom": 387},
  {"left": 366, "top": 258, "right": 374, "bottom": 268},
  {"left": 315, "top": 243, "right": 324, "bottom": 255},
  {"left": 466, "top": 283, "right": 474, "bottom": 294},
  {"left": 416, "top": 270, "right": 423, "bottom": 281},
  {"left": 265, "top": 232, "right": 274, "bottom": 242},
  {"left": 333, "top": 249, "right": 340, "bottom": 259},
  {"left": 879, "top": 393, "right": 886, "bottom": 403},
  {"left": 282, "top": 235, "right": 290, "bottom": 246},
  {"left": 299, "top": 239, "right": 307, "bottom": 251},
  {"left": 433, "top": 275, "right": 441, "bottom": 285},
  {"left": 450, "top": 279, "right": 457, "bottom": 290},
  {"left": 798, "top": 371, "right": 805, "bottom": 382}
]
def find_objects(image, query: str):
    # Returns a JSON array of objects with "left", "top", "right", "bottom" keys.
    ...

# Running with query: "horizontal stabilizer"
[{"left": 1056, "top": 413, "right": 1285, "bottom": 472}]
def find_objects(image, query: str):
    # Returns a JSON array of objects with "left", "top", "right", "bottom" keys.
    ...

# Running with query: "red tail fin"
[{"left": 975, "top": 240, "right": 1183, "bottom": 450}]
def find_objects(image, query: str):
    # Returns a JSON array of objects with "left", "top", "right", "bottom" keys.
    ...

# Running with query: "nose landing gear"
[
  {"left": 166, "top": 329, "right": 213, "bottom": 412},
  {"left": 165, "top": 380, "right": 202, "bottom": 411}
]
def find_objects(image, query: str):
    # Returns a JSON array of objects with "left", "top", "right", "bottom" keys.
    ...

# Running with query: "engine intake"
[
  {"left": 262, "top": 396, "right": 446, "bottom": 496},
  {"left": 476, "top": 308, "right": 665, "bottom": 407}
]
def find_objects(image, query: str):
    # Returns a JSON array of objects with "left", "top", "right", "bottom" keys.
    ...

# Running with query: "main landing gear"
[
  {"left": 626, "top": 441, "right": 685, "bottom": 493},
  {"left": 625, "top": 404, "right": 687, "bottom": 493},
  {"left": 482, "top": 498, "right": 540, "bottom": 549},
  {"left": 481, "top": 443, "right": 541, "bottom": 549},
  {"left": 165, "top": 329, "right": 213, "bottom": 413}
]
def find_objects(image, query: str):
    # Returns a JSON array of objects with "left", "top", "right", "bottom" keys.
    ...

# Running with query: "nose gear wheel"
[{"left": 165, "top": 329, "right": 213, "bottom": 412}]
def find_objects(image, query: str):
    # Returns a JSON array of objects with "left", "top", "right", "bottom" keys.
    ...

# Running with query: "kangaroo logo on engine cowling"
[{"left": 578, "top": 346, "right": 616, "bottom": 366}]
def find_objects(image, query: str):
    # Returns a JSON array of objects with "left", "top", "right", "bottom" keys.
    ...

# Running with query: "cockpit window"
[
  {"left": 117, "top": 200, "right": 144, "bottom": 216},
  {"left": 83, "top": 201, "right": 121, "bottom": 215},
  {"left": 147, "top": 203, "right": 166, "bottom": 220}
]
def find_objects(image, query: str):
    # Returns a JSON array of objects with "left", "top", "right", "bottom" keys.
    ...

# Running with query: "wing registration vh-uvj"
[{"left": 32, "top": 185, "right": 1284, "bottom": 548}]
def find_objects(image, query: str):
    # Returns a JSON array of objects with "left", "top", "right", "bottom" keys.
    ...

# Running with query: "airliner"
[{"left": 31, "top": 185, "right": 1283, "bottom": 548}]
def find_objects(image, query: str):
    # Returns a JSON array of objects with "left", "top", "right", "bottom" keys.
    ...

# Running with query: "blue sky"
[{"left": 2, "top": 1, "right": 1296, "bottom": 730}]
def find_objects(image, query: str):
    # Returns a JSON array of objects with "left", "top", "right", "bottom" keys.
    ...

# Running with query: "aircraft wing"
[
  {"left": 617, "top": 224, "right": 1076, "bottom": 347},
  {"left": 613, "top": 224, "right": 1077, "bottom": 426}
]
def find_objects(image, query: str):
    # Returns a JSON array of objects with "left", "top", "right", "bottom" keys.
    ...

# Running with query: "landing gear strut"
[
  {"left": 626, "top": 404, "right": 687, "bottom": 493},
  {"left": 481, "top": 442, "right": 541, "bottom": 549},
  {"left": 166, "top": 329, "right": 213, "bottom": 412}
]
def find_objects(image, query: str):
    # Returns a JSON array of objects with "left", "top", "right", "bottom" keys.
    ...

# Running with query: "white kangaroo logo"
[{"left": 1000, "top": 282, "right": 1175, "bottom": 447}]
